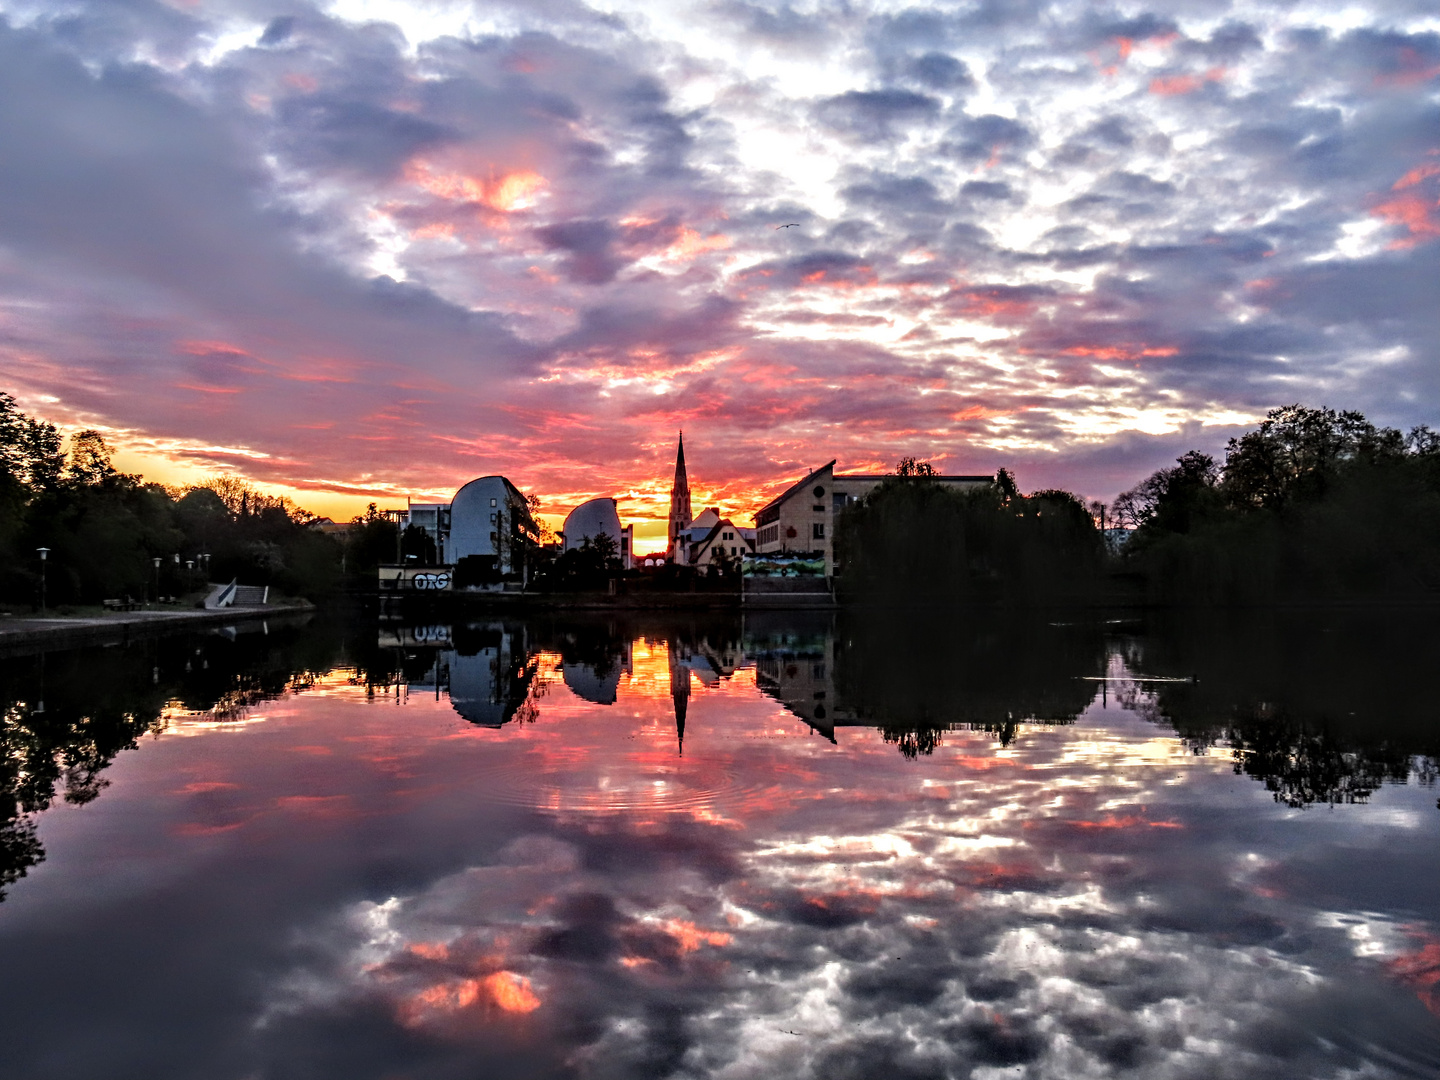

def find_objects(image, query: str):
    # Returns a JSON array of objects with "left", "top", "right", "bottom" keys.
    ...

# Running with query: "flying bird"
[{"left": 775, "top": 223, "right": 801, "bottom": 229}]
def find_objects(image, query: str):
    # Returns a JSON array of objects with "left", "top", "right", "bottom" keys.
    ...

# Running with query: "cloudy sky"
[{"left": 0, "top": 0, "right": 1436, "bottom": 541}]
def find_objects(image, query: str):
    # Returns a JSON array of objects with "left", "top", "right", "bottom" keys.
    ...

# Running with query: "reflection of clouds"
[
  {"left": 11, "top": 628, "right": 1438, "bottom": 1078},
  {"left": 251, "top": 650, "right": 1440, "bottom": 1076}
]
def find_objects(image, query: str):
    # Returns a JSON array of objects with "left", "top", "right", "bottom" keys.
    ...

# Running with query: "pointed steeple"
[
  {"left": 669, "top": 639, "right": 689, "bottom": 756},
  {"left": 668, "top": 431, "right": 692, "bottom": 555}
]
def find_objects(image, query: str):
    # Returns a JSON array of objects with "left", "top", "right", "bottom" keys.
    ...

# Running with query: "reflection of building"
[
  {"left": 562, "top": 639, "right": 634, "bottom": 705},
  {"left": 668, "top": 639, "right": 690, "bottom": 754},
  {"left": 752, "top": 634, "right": 855, "bottom": 741},
  {"left": 754, "top": 461, "right": 992, "bottom": 575},
  {"left": 561, "top": 497, "right": 634, "bottom": 570},
  {"left": 383, "top": 622, "right": 540, "bottom": 727}
]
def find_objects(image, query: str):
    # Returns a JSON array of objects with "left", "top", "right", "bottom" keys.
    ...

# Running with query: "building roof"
[
  {"left": 688, "top": 516, "right": 752, "bottom": 560},
  {"left": 835, "top": 472, "right": 994, "bottom": 482},
  {"left": 755, "top": 460, "right": 837, "bottom": 518}
]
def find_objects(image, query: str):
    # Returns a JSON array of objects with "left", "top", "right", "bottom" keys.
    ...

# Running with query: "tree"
[
  {"left": 64, "top": 431, "right": 119, "bottom": 487},
  {"left": 896, "top": 457, "right": 937, "bottom": 478},
  {"left": 1220, "top": 404, "right": 1401, "bottom": 510},
  {"left": 0, "top": 393, "right": 64, "bottom": 493},
  {"left": 1115, "top": 405, "right": 1440, "bottom": 602},
  {"left": 834, "top": 475, "right": 1103, "bottom": 604},
  {"left": 1113, "top": 450, "right": 1219, "bottom": 533}
]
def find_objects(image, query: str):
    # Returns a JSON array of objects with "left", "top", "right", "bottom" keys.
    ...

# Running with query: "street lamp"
[
  {"left": 152, "top": 556, "right": 162, "bottom": 607},
  {"left": 36, "top": 548, "right": 49, "bottom": 615}
]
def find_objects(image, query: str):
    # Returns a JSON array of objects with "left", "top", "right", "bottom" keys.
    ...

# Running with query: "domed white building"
[
  {"left": 561, "top": 497, "right": 634, "bottom": 569},
  {"left": 449, "top": 475, "right": 540, "bottom": 578}
]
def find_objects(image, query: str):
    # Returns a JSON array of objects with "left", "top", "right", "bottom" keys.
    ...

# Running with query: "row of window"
[{"left": 757, "top": 522, "right": 824, "bottom": 544}]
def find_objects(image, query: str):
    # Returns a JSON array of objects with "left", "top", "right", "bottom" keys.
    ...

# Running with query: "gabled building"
[
  {"left": 686, "top": 516, "right": 756, "bottom": 572},
  {"left": 753, "top": 461, "right": 993, "bottom": 575}
]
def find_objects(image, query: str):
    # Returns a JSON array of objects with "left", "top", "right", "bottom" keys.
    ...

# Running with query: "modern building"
[
  {"left": 451, "top": 476, "right": 540, "bottom": 577},
  {"left": 561, "top": 497, "right": 634, "bottom": 570},
  {"left": 405, "top": 503, "right": 451, "bottom": 562},
  {"left": 753, "top": 461, "right": 993, "bottom": 575},
  {"left": 394, "top": 477, "right": 540, "bottom": 580}
]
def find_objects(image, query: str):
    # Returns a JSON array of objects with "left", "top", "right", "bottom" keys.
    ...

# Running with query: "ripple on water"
[{"left": 466, "top": 758, "right": 768, "bottom": 815}]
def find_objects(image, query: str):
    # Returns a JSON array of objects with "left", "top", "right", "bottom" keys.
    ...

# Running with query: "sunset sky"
[{"left": 1, "top": 0, "right": 1436, "bottom": 548}]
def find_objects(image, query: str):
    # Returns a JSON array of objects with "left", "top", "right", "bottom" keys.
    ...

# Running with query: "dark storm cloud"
[
  {"left": 814, "top": 88, "right": 942, "bottom": 141},
  {"left": 901, "top": 51, "right": 973, "bottom": 90},
  {"left": 840, "top": 172, "right": 948, "bottom": 216},
  {"left": 941, "top": 112, "right": 1033, "bottom": 163},
  {"left": 535, "top": 219, "right": 625, "bottom": 284}
]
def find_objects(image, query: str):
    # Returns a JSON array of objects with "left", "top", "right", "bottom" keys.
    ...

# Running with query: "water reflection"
[{"left": 0, "top": 610, "right": 1437, "bottom": 1078}]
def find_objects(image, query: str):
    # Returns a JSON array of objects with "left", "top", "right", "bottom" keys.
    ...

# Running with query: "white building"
[
  {"left": 560, "top": 497, "right": 634, "bottom": 569},
  {"left": 451, "top": 476, "right": 540, "bottom": 576},
  {"left": 753, "top": 461, "right": 993, "bottom": 575},
  {"left": 398, "top": 476, "right": 540, "bottom": 579},
  {"left": 685, "top": 516, "right": 756, "bottom": 572}
]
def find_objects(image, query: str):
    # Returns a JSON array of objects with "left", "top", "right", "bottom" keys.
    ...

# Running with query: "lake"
[{"left": 1, "top": 608, "right": 1438, "bottom": 1079}]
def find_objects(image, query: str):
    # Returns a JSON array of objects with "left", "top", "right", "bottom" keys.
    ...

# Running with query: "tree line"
[
  {"left": 0, "top": 392, "right": 360, "bottom": 606},
  {"left": 1111, "top": 405, "right": 1440, "bottom": 603},
  {"left": 837, "top": 404, "right": 1440, "bottom": 605}
]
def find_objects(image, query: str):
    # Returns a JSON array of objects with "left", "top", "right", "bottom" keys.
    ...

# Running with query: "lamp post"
[
  {"left": 36, "top": 548, "right": 49, "bottom": 615},
  {"left": 152, "top": 556, "right": 162, "bottom": 608}
]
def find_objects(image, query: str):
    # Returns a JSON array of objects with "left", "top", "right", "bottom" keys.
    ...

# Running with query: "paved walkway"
[{"left": 0, "top": 605, "right": 312, "bottom": 653}]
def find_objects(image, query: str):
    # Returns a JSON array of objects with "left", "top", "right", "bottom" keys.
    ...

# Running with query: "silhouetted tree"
[
  {"left": 1117, "top": 405, "right": 1440, "bottom": 602},
  {"left": 835, "top": 471, "right": 1104, "bottom": 604}
]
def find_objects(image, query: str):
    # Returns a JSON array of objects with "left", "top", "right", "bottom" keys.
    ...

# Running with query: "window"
[
  {"left": 813, "top": 523, "right": 825, "bottom": 540},
  {"left": 490, "top": 498, "right": 497, "bottom": 507},
  {"left": 813, "top": 485, "right": 825, "bottom": 497},
  {"left": 813, "top": 504, "right": 824, "bottom": 512}
]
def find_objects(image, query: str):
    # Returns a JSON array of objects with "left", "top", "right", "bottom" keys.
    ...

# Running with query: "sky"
[{"left": 0, "top": 0, "right": 1436, "bottom": 546}]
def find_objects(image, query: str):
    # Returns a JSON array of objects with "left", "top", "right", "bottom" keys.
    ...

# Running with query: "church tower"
[{"left": 667, "top": 432, "right": 692, "bottom": 556}]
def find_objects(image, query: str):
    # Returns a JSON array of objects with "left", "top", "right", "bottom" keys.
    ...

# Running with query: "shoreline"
[{"left": 0, "top": 603, "right": 315, "bottom": 655}]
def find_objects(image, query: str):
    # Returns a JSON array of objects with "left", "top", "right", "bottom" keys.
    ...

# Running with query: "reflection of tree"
[
  {"left": 0, "top": 617, "right": 345, "bottom": 900},
  {"left": 1122, "top": 610, "right": 1440, "bottom": 809},
  {"left": 1, "top": 696, "right": 156, "bottom": 899},
  {"left": 881, "top": 726, "right": 945, "bottom": 759},
  {"left": 834, "top": 610, "right": 1105, "bottom": 755}
]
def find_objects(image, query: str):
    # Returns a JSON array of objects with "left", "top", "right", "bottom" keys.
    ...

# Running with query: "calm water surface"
[{"left": 1, "top": 610, "right": 1438, "bottom": 1079}]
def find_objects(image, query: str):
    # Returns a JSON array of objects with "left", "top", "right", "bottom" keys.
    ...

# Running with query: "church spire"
[{"left": 668, "top": 431, "right": 692, "bottom": 555}]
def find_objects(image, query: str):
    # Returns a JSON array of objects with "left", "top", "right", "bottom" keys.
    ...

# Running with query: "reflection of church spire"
[
  {"left": 669, "top": 641, "right": 689, "bottom": 756},
  {"left": 668, "top": 431, "right": 692, "bottom": 557}
]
